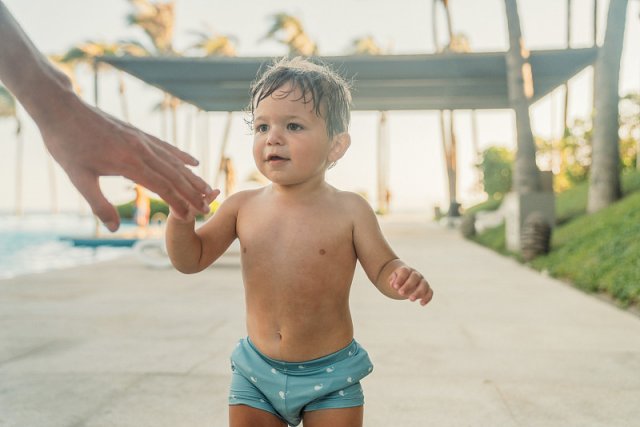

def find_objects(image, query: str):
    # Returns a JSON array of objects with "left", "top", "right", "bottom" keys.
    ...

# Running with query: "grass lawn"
[{"left": 469, "top": 170, "right": 640, "bottom": 308}]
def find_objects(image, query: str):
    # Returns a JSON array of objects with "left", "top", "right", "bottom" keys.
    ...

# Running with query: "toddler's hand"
[
  {"left": 170, "top": 188, "right": 221, "bottom": 222},
  {"left": 389, "top": 266, "right": 433, "bottom": 306}
]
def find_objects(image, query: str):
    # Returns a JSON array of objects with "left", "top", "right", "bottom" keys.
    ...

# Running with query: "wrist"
[{"left": 26, "top": 69, "right": 77, "bottom": 127}]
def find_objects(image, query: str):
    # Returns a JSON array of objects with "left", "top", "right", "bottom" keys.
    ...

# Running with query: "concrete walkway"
[{"left": 1, "top": 217, "right": 639, "bottom": 427}]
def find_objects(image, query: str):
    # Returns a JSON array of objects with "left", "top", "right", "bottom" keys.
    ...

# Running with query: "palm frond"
[
  {"left": 126, "top": 0, "right": 176, "bottom": 55},
  {"left": 185, "top": 25, "right": 238, "bottom": 57},
  {"left": 349, "top": 35, "right": 384, "bottom": 55},
  {"left": 261, "top": 13, "right": 317, "bottom": 56}
]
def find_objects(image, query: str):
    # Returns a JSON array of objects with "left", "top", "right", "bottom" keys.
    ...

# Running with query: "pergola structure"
[
  {"left": 101, "top": 48, "right": 597, "bottom": 112},
  {"left": 100, "top": 48, "right": 598, "bottom": 219}
]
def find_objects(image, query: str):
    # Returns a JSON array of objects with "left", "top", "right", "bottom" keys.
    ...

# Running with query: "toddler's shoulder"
[
  {"left": 225, "top": 187, "right": 264, "bottom": 204},
  {"left": 334, "top": 190, "right": 375, "bottom": 214},
  {"left": 215, "top": 188, "right": 267, "bottom": 216}
]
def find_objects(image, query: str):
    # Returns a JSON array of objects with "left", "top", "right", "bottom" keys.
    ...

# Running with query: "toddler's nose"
[{"left": 266, "top": 129, "right": 283, "bottom": 145}]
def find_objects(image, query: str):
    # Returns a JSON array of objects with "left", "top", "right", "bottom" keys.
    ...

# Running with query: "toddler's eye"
[
  {"left": 287, "top": 123, "right": 302, "bottom": 131},
  {"left": 255, "top": 124, "right": 268, "bottom": 133}
]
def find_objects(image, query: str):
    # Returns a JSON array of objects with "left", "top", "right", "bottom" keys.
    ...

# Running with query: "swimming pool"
[{"left": 0, "top": 214, "right": 132, "bottom": 280}]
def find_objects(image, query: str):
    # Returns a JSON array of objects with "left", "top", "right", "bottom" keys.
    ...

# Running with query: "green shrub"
[
  {"left": 117, "top": 198, "right": 169, "bottom": 220},
  {"left": 477, "top": 147, "right": 513, "bottom": 199}
]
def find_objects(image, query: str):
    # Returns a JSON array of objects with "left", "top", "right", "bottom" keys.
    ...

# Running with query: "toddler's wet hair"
[{"left": 248, "top": 57, "right": 352, "bottom": 138}]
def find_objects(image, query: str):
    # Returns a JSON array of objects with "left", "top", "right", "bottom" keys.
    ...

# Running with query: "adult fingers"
[
  {"left": 124, "top": 162, "right": 194, "bottom": 220},
  {"left": 134, "top": 141, "right": 213, "bottom": 213},
  {"left": 154, "top": 136, "right": 200, "bottom": 167},
  {"left": 147, "top": 166, "right": 210, "bottom": 216},
  {"left": 69, "top": 171, "right": 120, "bottom": 232}
]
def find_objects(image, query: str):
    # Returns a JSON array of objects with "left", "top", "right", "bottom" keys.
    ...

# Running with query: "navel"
[
  {"left": 242, "top": 247, "right": 247, "bottom": 253},
  {"left": 319, "top": 249, "right": 326, "bottom": 255}
]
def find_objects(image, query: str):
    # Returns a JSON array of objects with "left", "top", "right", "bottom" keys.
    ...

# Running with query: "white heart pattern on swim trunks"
[{"left": 314, "top": 384, "right": 324, "bottom": 391}]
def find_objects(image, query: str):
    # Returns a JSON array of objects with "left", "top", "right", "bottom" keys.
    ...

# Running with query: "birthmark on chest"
[{"left": 319, "top": 249, "right": 326, "bottom": 256}]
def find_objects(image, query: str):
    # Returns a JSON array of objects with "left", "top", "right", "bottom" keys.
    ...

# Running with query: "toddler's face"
[{"left": 252, "top": 82, "right": 336, "bottom": 187}]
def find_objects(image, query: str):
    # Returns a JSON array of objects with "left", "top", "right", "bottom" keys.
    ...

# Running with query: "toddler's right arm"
[
  {"left": 166, "top": 214, "right": 204, "bottom": 273},
  {"left": 166, "top": 190, "right": 242, "bottom": 274}
]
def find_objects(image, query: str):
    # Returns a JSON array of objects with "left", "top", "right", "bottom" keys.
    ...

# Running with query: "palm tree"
[
  {"left": 186, "top": 26, "right": 239, "bottom": 188},
  {"left": 0, "top": 86, "right": 23, "bottom": 215},
  {"left": 262, "top": 13, "right": 318, "bottom": 56},
  {"left": 61, "top": 40, "right": 148, "bottom": 121},
  {"left": 127, "top": 0, "right": 180, "bottom": 144},
  {"left": 504, "top": 0, "right": 541, "bottom": 193},
  {"left": 587, "top": 0, "right": 629, "bottom": 213},
  {"left": 433, "top": 0, "right": 471, "bottom": 216},
  {"left": 126, "top": 0, "right": 175, "bottom": 55},
  {"left": 562, "top": 0, "right": 573, "bottom": 134}
]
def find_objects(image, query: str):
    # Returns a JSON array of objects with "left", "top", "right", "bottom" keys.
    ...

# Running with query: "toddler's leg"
[
  {"left": 302, "top": 406, "right": 363, "bottom": 427},
  {"left": 229, "top": 404, "right": 287, "bottom": 427}
]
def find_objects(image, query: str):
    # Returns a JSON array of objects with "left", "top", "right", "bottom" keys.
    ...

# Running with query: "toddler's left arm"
[{"left": 349, "top": 193, "right": 433, "bottom": 306}]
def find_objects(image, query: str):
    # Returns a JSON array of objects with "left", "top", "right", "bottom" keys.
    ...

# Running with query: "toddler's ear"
[{"left": 328, "top": 132, "right": 351, "bottom": 164}]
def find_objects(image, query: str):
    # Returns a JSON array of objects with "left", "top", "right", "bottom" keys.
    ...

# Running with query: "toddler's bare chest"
[{"left": 238, "top": 214, "right": 354, "bottom": 266}]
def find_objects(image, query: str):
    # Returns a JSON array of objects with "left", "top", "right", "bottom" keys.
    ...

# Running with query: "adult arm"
[{"left": 0, "top": 2, "right": 214, "bottom": 231}]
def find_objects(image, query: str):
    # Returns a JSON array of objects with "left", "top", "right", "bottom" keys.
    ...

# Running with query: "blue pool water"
[{"left": 0, "top": 214, "right": 133, "bottom": 280}]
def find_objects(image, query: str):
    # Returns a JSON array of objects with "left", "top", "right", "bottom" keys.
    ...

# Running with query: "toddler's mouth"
[{"left": 267, "top": 154, "right": 289, "bottom": 161}]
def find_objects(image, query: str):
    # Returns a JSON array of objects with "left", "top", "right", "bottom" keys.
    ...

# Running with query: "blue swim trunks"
[{"left": 229, "top": 337, "right": 374, "bottom": 426}]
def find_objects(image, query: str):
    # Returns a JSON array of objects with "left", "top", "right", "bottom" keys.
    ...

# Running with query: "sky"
[{"left": 0, "top": 0, "right": 639, "bottom": 216}]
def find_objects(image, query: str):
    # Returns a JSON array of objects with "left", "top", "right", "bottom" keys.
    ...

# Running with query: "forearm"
[
  {"left": 165, "top": 214, "right": 205, "bottom": 274},
  {"left": 0, "top": 2, "right": 75, "bottom": 123}
]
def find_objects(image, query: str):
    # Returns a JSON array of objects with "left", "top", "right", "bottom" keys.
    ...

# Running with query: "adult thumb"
[{"left": 70, "top": 172, "right": 121, "bottom": 232}]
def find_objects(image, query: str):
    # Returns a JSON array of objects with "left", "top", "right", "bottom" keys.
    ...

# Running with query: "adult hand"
[
  {"left": 0, "top": 1, "right": 215, "bottom": 232},
  {"left": 40, "top": 94, "right": 215, "bottom": 232}
]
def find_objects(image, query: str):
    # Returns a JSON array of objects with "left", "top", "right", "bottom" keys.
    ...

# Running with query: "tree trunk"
[
  {"left": 214, "top": 112, "right": 234, "bottom": 190},
  {"left": 376, "top": 111, "right": 390, "bottom": 214},
  {"left": 504, "top": 0, "right": 541, "bottom": 194},
  {"left": 563, "top": 0, "right": 571, "bottom": 133},
  {"left": 118, "top": 72, "right": 130, "bottom": 122},
  {"left": 170, "top": 96, "right": 178, "bottom": 147},
  {"left": 46, "top": 154, "right": 58, "bottom": 214},
  {"left": 587, "top": 0, "right": 628, "bottom": 213},
  {"left": 432, "top": 0, "right": 460, "bottom": 216},
  {"left": 14, "top": 117, "right": 23, "bottom": 216}
]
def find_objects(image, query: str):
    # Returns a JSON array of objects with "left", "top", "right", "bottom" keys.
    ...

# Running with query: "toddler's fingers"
[
  {"left": 420, "top": 286, "right": 434, "bottom": 306},
  {"left": 408, "top": 279, "right": 430, "bottom": 302},
  {"left": 390, "top": 266, "right": 411, "bottom": 290},
  {"left": 397, "top": 271, "right": 422, "bottom": 296}
]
